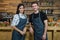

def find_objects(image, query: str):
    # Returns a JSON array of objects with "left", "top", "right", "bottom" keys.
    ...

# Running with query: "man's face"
[{"left": 32, "top": 3, "right": 39, "bottom": 11}]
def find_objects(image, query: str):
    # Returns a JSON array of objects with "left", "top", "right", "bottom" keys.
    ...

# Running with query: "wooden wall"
[
  {"left": 0, "top": 0, "right": 60, "bottom": 14},
  {"left": 0, "top": 0, "right": 22, "bottom": 13}
]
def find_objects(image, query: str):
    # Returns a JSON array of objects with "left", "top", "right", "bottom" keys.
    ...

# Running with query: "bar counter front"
[{"left": 0, "top": 25, "right": 60, "bottom": 40}]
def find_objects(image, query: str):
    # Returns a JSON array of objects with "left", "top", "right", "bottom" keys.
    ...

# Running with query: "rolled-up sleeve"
[{"left": 11, "top": 15, "right": 19, "bottom": 26}]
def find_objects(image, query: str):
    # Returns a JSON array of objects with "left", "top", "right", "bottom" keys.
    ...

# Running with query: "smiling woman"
[{"left": 11, "top": 3, "right": 27, "bottom": 40}]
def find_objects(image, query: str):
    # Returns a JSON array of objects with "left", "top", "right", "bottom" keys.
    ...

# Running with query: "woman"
[{"left": 11, "top": 4, "right": 27, "bottom": 40}]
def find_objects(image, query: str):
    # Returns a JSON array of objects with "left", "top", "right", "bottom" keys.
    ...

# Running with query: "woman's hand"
[
  {"left": 42, "top": 34, "right": 46, "bottom": 40},
  {"left": 19, "top": 27, "right": 27, "bottom": 35},
  {"left": 19, "top": 31, "right": 26, "bottom": 35}
]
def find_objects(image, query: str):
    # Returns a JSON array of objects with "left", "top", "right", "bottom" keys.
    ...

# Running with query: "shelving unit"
[{"left": 22, "top": 0, "right": 60, "bottom": 24}]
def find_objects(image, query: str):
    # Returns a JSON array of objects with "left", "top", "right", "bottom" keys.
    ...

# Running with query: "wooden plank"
[
  {"left": 56, "top": 31, "right": 60, "bottom": 40},
  {"left": 0, "top": 26, "right": 60, "bottom": 30},
  {"left": 0, "top": 26, "right": 60, "bottom": 40},
  {"left": 0, "top": 30, "right": 12, "bottom": 40},
  {"left": 47, "top": 32, "right": 53, "bottom": 40}
]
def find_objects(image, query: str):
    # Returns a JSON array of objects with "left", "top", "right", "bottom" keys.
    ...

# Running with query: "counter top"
[{"left": 0, "top": 26, "right": 60, "bottom": 30}]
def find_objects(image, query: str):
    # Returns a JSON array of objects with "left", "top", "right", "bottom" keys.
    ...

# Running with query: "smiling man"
[{"left": 29, "top": 2, "right": 48, "bottom": 40}]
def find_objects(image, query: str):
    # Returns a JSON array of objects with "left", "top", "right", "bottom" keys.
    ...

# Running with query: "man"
[{"left": 29, "top": 2, "right": 48, "bottom": 40}]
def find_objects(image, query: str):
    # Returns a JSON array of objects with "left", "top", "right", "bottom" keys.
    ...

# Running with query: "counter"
[{"left": 0, "top": 26, "right": 60, "bottom": 40}]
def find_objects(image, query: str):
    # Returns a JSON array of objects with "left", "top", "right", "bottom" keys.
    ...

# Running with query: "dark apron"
[
  {"left": 12, "top": 14, "right": 27, "bottom": 40},
  {"left": 32, "top": 13, "right": 48, "bottom": 40}
]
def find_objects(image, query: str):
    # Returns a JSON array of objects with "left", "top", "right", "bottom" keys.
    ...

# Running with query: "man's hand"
[
  {"left": 29, "top": 27, "right": 34, "bottom": 35},
  {"left": 42, "top": 34, "right": 46, "bottom": 40}
]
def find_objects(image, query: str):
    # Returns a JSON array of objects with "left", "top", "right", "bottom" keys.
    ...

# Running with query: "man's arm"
[
  {"left": 29, "top": 23, "right": 34, "bottom": 35},
  {"left": 42, "top": 20, "right": 48, "bottom": 40},
  {"left": 44, "top": 20, "right": 48, "bottom": 35}
]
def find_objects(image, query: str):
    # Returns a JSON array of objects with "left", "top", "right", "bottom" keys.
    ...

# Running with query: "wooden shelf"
[
  {"left": 0, "top": 26, "right": 12, "bottom": 30},
  {"left": 25, "top": 7, "right": 60, "bottom": 11}
]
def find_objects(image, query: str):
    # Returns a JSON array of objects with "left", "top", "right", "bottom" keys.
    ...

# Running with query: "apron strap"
[
  {"left": 18, "top": 14, "right": 20, "bottom": 20},
  {"left": 32, "top": 11, "right": 44, "bottom": 25},
  {"left": 39, "top": 11, "right": 44, "bottom": 26},
  {"left": 15, "top": 14, "right": 20, "bottom": 27}
]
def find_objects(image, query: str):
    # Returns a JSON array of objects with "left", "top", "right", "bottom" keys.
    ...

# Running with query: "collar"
[{"left": 34, "top": 10, "right": 40, "bottom": 14}]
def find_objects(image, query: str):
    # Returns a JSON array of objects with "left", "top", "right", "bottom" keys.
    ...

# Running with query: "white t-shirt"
[{"left": 11, "top": 13, "right": 27, "bottom": 26}]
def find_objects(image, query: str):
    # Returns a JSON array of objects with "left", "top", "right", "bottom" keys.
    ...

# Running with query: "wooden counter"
[
  {"left": 47, "top": 26, "right": 60, "bottom": 40},
  {"left": 0, "top": 26, "right": 12, "bottom": 40},
  {"left": 0, "top": 26, "right": 60, "bottom": 40}
]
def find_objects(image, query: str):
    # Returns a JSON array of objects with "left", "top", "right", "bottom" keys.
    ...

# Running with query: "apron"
[
  {"left": 32, "top": 13, "right": 48, "bottom": 40},
  {"left": 12, "top": 14, "right": 27, "bottom": 40}
]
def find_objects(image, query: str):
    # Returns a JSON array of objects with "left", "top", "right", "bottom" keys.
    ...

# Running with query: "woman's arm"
[
  {"left": 11, "top": 26, "right": 25, "bottom": 35},
  {"left": 11, "top": 15, "right": 26, "bottom": 35}
]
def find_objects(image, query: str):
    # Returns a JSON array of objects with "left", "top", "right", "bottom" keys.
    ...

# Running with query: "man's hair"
[{"left": 31, "top": 1, "right": 38, "bottom": 5}]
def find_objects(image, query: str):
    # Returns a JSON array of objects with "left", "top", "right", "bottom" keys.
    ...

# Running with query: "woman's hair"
[{"left": 16, "top": 3, "right": 25, "bottom": 14}]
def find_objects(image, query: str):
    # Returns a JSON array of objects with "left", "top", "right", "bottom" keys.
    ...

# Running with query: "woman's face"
[{"left": 19, "top": 6, "right": 25, "bottom": 13}]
